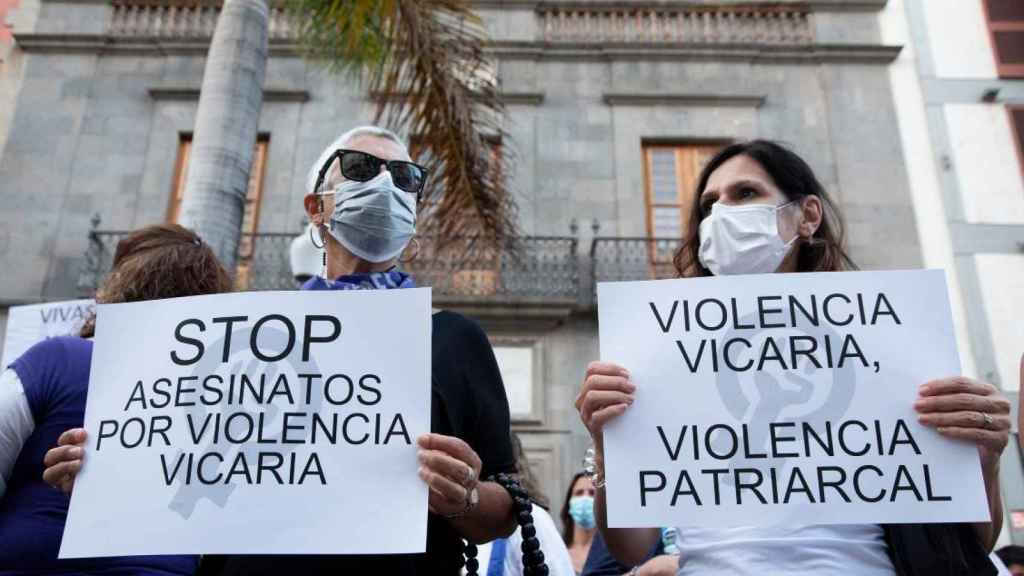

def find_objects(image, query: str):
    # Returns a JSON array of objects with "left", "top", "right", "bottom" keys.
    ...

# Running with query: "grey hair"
[{"left": 305, "top": 125, "right": 409, "bottom": 194}]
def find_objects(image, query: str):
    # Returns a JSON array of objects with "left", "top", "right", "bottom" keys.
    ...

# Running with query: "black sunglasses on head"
[{"left": 314, "top": 149, "right": 428, "bottom": 196}]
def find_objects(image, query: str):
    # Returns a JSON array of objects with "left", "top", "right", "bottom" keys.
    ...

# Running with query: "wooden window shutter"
[{"left": 983, "top": 0, "right": 1024, "bottom": 78}]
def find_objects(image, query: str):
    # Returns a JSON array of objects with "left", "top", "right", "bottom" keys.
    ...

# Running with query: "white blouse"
[
  {"left": 0, "top": 369, "right": 36, "bottom": 500},
  {"left": 674, "top": 524, "right": 896, "bottom": 575}
]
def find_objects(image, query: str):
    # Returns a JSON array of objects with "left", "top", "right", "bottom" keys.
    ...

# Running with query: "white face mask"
[
  {"left": 319, "top": 170, "right": 417, "bottom": 264},
  {"left": 698, "top": 201, "right": 798, "bottom": 276}
]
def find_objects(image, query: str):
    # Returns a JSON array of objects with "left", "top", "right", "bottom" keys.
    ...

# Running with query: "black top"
[
  {"left": 201, "top": 311, "right": 515, "bottom": 576},
  {"left": 582, "top": 529, "right": 664, "bottom": 576}
]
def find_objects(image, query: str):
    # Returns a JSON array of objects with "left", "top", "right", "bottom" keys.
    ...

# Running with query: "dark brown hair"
[
  {"left": 560, "top": 471, "right": 588, "bottom": 545},
  {"left": 673, "top": 140, "right": 857, "bottom": 277},
  {"left": 511, "top": 432, "right": 550, "bottom": 511},
  {"left": 80, "top": 224, "right": 232, "bottom": 337}
]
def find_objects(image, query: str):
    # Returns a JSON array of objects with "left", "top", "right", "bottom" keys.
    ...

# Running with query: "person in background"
[
  {"left": 575, "top": 140, "right": 1008, "bottom": 576},
  {"left": 1, "top": 224, "right": 231, "bottom": 574},
  {"left": 289, "top": 222, "right": 322, "bottom": 285},
  {"left": 562, "top": 472, "right": 597, "bottom": 573},
  {"left": 42, "top": 125, "right": 517, "bottom": 575},
  {"left": 470, "top": 433, "right": 574, "bottom": 575},
  {"left": 995, "top": 545, "right": 1024, "bottom": 576}
]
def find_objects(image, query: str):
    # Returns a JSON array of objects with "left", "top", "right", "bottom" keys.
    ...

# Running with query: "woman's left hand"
[
  {"left": 417, "top": 433, "right": 483, "bottom": 518},
  {"left": 915, "top": 376, "right": 1011, "bottom": 471}
]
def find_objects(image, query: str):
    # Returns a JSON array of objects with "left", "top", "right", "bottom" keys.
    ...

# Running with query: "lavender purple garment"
[{"left": 0, "top": 336, "right": 197, "bottom": 575}]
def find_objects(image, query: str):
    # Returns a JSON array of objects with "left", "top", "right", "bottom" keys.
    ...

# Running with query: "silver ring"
[
  {"left": 464, "top": 466, "right": 476, "bottom": 486},
  {"left": 982, "top": 412, "right": 994, "bottom": 429}
]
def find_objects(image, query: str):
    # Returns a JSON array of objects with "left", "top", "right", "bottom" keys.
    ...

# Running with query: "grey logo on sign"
[
  {"left": 167, "top": 326, "right": 323, "bottom": 519},
  {"left": 709, "top": 313, "right": 857, "bottom": 479}
]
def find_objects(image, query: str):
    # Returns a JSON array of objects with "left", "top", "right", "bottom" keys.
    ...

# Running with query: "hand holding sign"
[
  {"left": 914, "top": 376, "right": 1010, "bottom": 549},
  {"left": 42, "top": 428, "right": 87, "bottom": 494},
  {"left": 417, "top": 433, "right": 482, "bottom": 517},
  {"left": 575, "top": 362, "right": 635, "bottom": 449},
  {"left": 915, "top": 377, "right": 1010, "bottom": 471}
]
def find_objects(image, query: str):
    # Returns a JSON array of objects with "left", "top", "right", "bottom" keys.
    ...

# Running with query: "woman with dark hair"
[
  {"left": 561, "top": 472, "right": 596, "bottom": 573},
  {"left": 0, "top": 223, "right": 231, "bottom": 573},
  {"left": 574, "top": 140, "right": 1009, "bottom": 576}
]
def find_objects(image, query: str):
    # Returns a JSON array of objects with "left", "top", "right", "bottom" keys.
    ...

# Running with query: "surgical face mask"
[
  {"left": 320, "top": 170, "right": 416, "bottom": 263},
  {"left": 698, "top": 201, "right": 798, "bottom": 276},
  {"left": 569, "top": 495, "right": 596, "bottom": 529}
]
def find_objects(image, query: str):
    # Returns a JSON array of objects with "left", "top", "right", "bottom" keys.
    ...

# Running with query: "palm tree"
[
  {"left": 182, "top": 0, "right": 514, "bottom": 272},
  {"left": 178, "top": 0, "right": 269, "bottom": 272},
  {"left": 289, "top": 0, "right": 517, "bottom": 247}
]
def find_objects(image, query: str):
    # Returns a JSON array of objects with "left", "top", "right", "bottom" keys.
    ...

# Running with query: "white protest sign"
[
  {"left": 60, "top": 289, "right": 431, "bottom": 557},
  {"left": 598, "top": 269, "right": 989, "bottom": 529},
  {"left": 1, "top": 299, "right": 94, "bottom": 368}
]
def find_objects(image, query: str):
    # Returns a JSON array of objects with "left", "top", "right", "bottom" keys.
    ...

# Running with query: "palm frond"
[
  {"left": 286, "top": 0, "right": 396, "bottom": 77},
  {"left": 288, "top": 0, "right": 517, "bottom": 249}
]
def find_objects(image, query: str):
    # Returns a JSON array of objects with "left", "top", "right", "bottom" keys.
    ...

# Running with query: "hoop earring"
[
  {"left": 400, "top": 237, "right": 421, "bottom": 263},
  {"left": 309, "top": 224, "right": 325, "bottom": 249}
]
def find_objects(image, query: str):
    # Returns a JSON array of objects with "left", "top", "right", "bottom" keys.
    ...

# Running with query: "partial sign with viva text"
[
  {"left": 598, "top": 270, "right": 989, "bottom": 529},
  {"left": 1, "top": 299, "right": 95, "bottom": 368},
  {"left": 59, "top": 289, "right": 431, "bottom": 557}
]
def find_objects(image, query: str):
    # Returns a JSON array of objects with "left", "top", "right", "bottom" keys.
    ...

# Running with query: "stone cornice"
[
  {"left": 488, "top": 41, "right": 903, "bottom": 64},
  {"left": 147, "top": 84, "right": 310, "bottom": 102},
  {"left": 13, "top": 34, "right": 300, "bottom": 56},
  {"left": 500, "top": 92, "right": 546, "bottom": 105},
  {"left": 370, "top": 90, "right": 545, "bottom": 105},
  {"left": 603, "top": 93, "right": 765, "bottom": 107},
  {"left": 15, "top": 33, "right": 901, "bottom": 65}
]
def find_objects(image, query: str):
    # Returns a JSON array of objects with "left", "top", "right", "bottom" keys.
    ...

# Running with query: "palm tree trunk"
[{"left": 179, "top": 0, "right": 269, "bottom": 273}]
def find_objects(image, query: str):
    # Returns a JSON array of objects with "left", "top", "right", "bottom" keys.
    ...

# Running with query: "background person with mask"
[
  {"left": 562, "top": 472, "right": 597, "bottom": 573},
  {"left": 573, "top": 140, "right": 1009, "bottom": 576},
  {"left": 42, "top": 126, "right": 518, "bottom": 574}
]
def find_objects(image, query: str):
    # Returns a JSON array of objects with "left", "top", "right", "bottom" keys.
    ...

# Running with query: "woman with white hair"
[{"left": 42, "top": 125, "right": 519, "bottom": 575}]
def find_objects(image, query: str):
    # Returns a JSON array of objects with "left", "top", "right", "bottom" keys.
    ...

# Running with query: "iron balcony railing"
[
  {"left": 77, "top": 228, "right": 683, "bottom": 306},
  {"left": 590, "top": 237, "right": 682, "bottom": 284}
]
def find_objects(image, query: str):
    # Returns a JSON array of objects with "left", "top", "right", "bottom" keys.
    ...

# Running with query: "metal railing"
[
  {"left": 590, "top": 237, "right": 681, "bottom": 284},
  {"left": 403, "top": 236, "right": 580, "bottom": 303},
  {"left": 77, "top": 228, "right": 583, "bottom": 303},
  {"left": 76, "top": 223, "right": 685, "bottom": 305}
]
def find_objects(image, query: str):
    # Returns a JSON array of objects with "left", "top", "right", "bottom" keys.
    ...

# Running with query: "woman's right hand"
[
  {"left": 574, "top": 361, "right": 635, "bottom": 448},
  {"left": 42, "top": 428, "right": 87, "bottom": 494}
]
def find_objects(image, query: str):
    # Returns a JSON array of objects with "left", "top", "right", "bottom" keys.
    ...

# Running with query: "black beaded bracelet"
[{"left": 463, "top": 473, "right": 549, "bottom": 576}]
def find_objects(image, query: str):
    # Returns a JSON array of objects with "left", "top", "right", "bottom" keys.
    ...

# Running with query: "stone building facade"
[
  {"left": 0, "top": 0, "right": 919, "bottom": 514},
  {"left": 882, "top": 0, "right": 1024, "bottom": 546}
]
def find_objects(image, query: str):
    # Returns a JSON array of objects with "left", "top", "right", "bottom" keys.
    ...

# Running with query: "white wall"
[
  {"left": 494, "top": 345, "right": 534, "bottom": 417},
  {"left": 878, "top": 0, "right": 978, "bottom": 377},
  {"left": 922, "top": 0, "right": 998, "bottom": 79},
  {"left": 946, "top": 104, "right": 1024, "bottom": 224},
  {"left": 974, "top": 253, "right": 1024, "bottom": 391}
]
